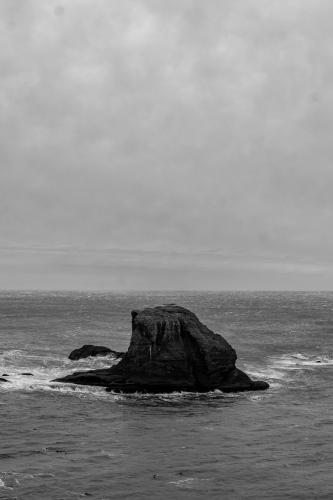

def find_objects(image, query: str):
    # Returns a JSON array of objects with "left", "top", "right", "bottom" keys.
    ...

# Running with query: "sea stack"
[{"left": 54, "top": 305, "right": 269, "bottom": 393}]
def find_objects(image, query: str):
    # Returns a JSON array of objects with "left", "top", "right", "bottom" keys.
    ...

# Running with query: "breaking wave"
[
  {"left": 244, "top": 352, "right": 332, "bottom": 390},
  {"left": 0, "top": 349, "right": 120, "bottom": 397},
  {"left": 2, "top": 346, "right": 330, "bottom": 402},
  {"left": 272, "top": 352, "right": 333, "bottom": 368}
]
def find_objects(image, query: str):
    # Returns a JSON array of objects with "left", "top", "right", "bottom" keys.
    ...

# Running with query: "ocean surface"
[{"left": 0, "top": 291, "right": 332, "bottom": 500}]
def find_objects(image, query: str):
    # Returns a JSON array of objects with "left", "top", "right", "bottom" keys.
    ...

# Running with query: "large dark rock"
[
  {"left": 68, "top": 344, "right": 124, "bottom": 361},
  {"left": 54, "top": 305, "right": 269, "bottom": 393}
]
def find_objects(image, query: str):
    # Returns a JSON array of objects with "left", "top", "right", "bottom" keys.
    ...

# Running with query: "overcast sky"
[{"left": 1, "top": 0, "right": 333, "bottom": 290}]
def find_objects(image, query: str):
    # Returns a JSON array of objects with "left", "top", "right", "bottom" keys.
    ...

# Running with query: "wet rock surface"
[
  {"left": 68, "top": 344, "right": 124, "bottom": 361},
  {"left": 54, "top": 305, "right": 269, "bottom": 393}
]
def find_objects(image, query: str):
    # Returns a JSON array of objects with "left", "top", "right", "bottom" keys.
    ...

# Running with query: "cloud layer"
[{"left": 1, "top": 0, "right": 333, "bottom": 289}]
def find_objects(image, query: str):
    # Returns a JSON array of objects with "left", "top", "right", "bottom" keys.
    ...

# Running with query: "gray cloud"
[{"left": 1, "top": 0, "right": 333, "bottom": 288}]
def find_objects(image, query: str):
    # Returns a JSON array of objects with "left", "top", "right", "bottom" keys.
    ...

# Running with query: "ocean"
[{"left": 0, "top": 291, "right": 332, "bottom": 499}]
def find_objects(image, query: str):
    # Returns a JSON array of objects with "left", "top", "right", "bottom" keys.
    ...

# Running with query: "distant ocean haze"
[{"left": 2, "top": 246, "right": 333, "bottom": 291}]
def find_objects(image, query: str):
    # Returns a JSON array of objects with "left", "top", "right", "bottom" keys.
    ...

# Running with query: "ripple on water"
[{"left": 1, "top": 292, "right": 333, "bottom": 500}]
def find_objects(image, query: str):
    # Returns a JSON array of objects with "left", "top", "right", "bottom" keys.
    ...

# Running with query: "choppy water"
[{"left": 0, "top": 291, "right": 332, "bottom": 499}]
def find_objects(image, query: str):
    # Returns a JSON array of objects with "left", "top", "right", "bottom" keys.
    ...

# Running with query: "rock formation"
[
  {"left": 54, "top": 305, "right": 269, "bottom": 393},
  {"left": 68, "top": 344, "right": 124, "bottom": 361}
]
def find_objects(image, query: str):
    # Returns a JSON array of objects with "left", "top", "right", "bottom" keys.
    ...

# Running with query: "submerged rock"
[
  {"left": 54, "top": 305, "right": 269, "bottom": 393},
  {"left": 0, "top": 377, "right": 9, "bottom": 383},
  {"left": 68, "top": 344, "right": 124, "bottom": 361}
]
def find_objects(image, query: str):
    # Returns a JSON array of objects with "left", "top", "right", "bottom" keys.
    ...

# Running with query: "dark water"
[{"left": 0, "top": 291, "right": 332, "bottom": 499}]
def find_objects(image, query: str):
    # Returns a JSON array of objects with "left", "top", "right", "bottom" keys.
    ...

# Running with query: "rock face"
[
  {"left": 54, "top": 305, "right": 269, "bottom": 393},
  {"left": 68, "top": 344, "right": 124, "bottom": 361}
]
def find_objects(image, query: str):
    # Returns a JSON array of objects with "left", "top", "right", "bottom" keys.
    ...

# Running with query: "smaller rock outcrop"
[
  {"left": 68, "top": 344, "right": 124, "bottom": 361},
  {"left": 0, "top": 377, "right": 9, "bottom": 383}
]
